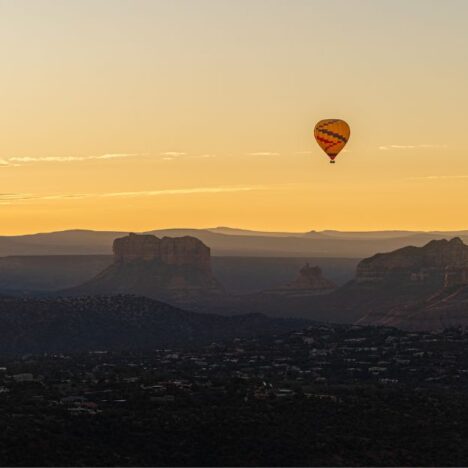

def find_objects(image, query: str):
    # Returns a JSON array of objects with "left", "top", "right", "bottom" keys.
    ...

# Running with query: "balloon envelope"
[{"left": 314, "top": 119, "right": 350, "bottom": 163}]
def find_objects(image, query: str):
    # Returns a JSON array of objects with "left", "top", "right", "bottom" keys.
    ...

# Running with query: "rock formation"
[
  {"left": 64, "top": 233, "right": 223, "bottom": 304},
  {"left": 354, "top": 238, "right": 468, "bottom": 330},
  {"left": 284, "top": 264, "right": 336, "bottom": 291},
  {"left": 356, "top": 237, "right": 468, "bottom": 286},
  {"left": 264, "top": 263, "right": 336, "bottom": 296},
  {"left": 356, "top": 284, "right": 468, "bottom": 331},
  {"left": 113, "top": 233, "right": 211, "bottom": 272}
]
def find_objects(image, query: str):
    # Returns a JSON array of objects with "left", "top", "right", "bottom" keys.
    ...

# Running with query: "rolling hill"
[{"left": 0, "top": 295, "right": 308, "bottom": 354}]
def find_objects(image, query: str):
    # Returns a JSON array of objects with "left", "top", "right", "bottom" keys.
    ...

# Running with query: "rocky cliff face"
[
  {"left": 444, "top": 266, "right": 468, "bottom": 288},
  {"left": 357, "top": 285, "right": 468, "bottom": 331},
  {"left": 114, "top": 233, "right": 211, "bottom": 272},
  {"left": 65, "top": 234, "right": 223, "bottom": 304},
  {"left": 354, "top": 238, "right": 468, "bottom": 330},
  {"left": 356, "top": 238, "right": 468, "bottom": 286},
  {"left": 227, "top": 238, "right": 468, "bottom": 328}
]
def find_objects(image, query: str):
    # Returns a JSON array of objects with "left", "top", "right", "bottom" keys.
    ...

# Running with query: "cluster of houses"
[{"left": 1, "top": 324, "right": 468, "bottom": 414}]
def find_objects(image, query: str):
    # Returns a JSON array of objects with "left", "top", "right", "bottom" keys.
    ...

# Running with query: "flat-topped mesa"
[
  {"left": 66, "top": 233, "right": 223, "bottom": 302},
  {"left": 356, "top": 237, "right": 468, "bottom": 285},
  {"left": 113, "top": 233, "right": 211, "bottom": 273},
  {"left": 113, "top": 234, "right": 160, "bottom": 262}
]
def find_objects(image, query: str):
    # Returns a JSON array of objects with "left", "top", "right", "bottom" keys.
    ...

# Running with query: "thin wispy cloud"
[
  {"left": 195, "top": 154, "right": 216, "bottom": 159},
  {"left": 159, "top": 152, "right": 188, "bottom": 161},
  {"left": 0, "top": 159, "right": 22, "bottom": 168},
  {"left": 97, "top": 153, "right": 142, "bottom": 160},
  {"left": 160, "top": 152, "right": 217, "bottom": 161},
  {"left": 101, "top": 186, "right": 263, "bottom": 198},
  {"left": 0, "top": 193, "right": 35, "bottom": 201},
  {"left": 406, "top": 175, "right": 468, "bottom": 181},
  {"left": 159, "top": 152, "right": 187, "bottom": 157},
  {"left": 246, "top": 152, "right": 281, "bottom": 157},
  {"left": 4, "top": 153, "right": 143, "bottom": 165},
  {"left": 0, "top": 185, "right": 269, "bottom": 205},
  {"left": 379, "top": 144, "right": 447, "bottom": 151},
  {"left": 2, "top": 152, "right": 217, "bottom": 166}
]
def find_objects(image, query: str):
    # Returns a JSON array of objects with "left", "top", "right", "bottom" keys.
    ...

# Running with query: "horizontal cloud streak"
[
  {"left": 7, "top": 153, "right": 141, "bottom": 164},
  {"left": 159, "top": 152, "right": 187, "bottom": 157},
  {"left": 246, "top": 152, "right": 280, "bottom": 157},
  {"left": 0, "top": 185, "right": 269, "bottom": 205},
  {"left": 195, "top": 154, "right": 216, "bottom": 159},
  {"left": 101, "top": 186, "right": 262, "bottom": 198},
  {"left": 0, "top": 193, "right": 35, "bottom": 201},
  {"left": 379, "top": 144, "right": 447, "bottom": 151},
  {"left": 406, "top": 175, "right": 468, "bottom": 181},
  {"left": 162, "top": 153, "right": 218, "bottom": 161}
]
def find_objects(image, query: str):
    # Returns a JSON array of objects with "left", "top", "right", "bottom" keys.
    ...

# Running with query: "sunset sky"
[{"left": 1, "top": 0, "right": 468, "bottom": 234}]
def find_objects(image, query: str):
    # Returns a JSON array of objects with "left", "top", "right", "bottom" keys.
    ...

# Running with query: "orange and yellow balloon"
[{"left": 314, "top": 119, "right": 350, "bottom": 164}]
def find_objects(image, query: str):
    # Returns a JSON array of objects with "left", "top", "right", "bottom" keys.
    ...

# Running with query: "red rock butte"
[
  {"left": 113, "top": 233, "right": 211, "bottom": 273},
  {"left": 356, "top": 237, "right": 468, "bottom": 285}
]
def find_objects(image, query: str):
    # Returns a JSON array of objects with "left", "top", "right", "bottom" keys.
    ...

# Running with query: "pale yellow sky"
[{"left": 1, "top": 0, "right": 468, "bottom": 234}]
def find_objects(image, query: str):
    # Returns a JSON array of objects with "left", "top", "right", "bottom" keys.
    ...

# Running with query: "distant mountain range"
[{"left": 2, "top": 227, "right": 468, "bottom": 257}]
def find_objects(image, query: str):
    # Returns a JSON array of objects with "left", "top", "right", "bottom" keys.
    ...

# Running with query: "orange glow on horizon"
[{"left": 1, "top": 0, "right": 468, "bottom": 235}]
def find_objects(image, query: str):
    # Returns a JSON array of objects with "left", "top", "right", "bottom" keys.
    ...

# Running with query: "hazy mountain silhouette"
[{"left": 2, "top": 227, "right": 468, "bottom": 257}]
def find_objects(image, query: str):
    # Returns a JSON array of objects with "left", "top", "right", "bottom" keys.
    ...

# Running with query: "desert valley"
[
  {"left": 3, "top": 229, "right": 468, "bottom": 465},
  {"left": 1, "top": 229, "right": 468, "bottom": 354}
]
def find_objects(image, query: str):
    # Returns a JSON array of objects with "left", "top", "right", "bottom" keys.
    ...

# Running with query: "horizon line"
[{"left": 2, "top": 226, "right": 468, "bottom": 237}]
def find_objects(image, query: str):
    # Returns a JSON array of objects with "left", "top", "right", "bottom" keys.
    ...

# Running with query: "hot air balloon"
[{"left": 314, "top": 119, "right": 350, "bottom": 164}]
